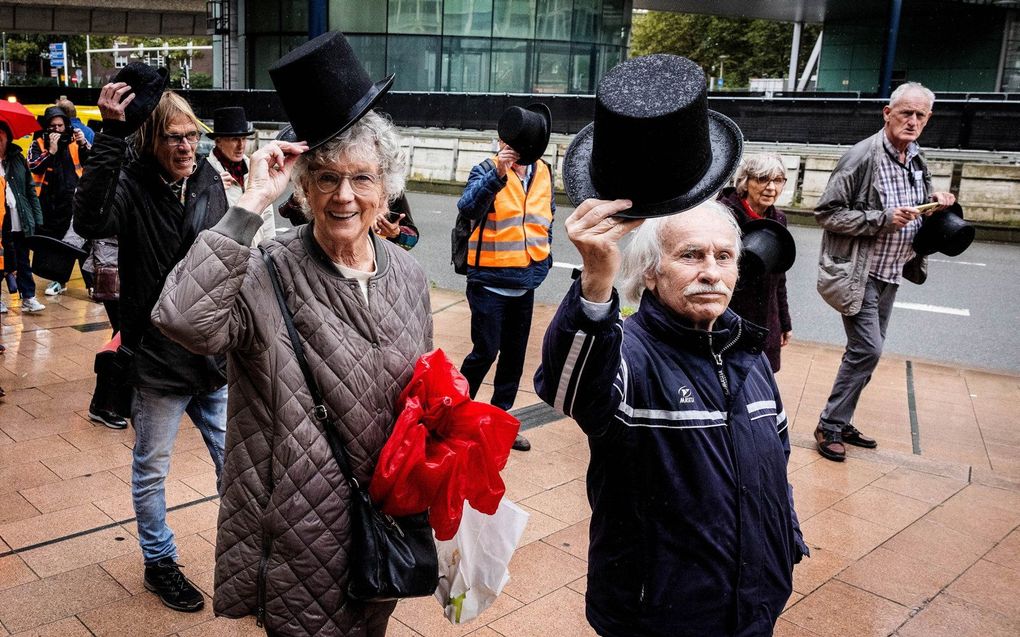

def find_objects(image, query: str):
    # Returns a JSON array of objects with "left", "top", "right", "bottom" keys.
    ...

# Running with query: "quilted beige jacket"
[{"left": 153, "top": 206, "right": 433, "bottom": 636}]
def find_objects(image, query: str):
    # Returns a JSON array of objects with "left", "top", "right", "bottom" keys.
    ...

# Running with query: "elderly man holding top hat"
[
  {"left": 206, "top": 107, "right": 277, "bottom": 246},
  {"left": 458, "top": 103, "right": 554, "bottom": 452},
  {"left": 153, "top": 32, "right": 432, "bottom": 636},
  {"left": 812, "top": 81, "right": 965, "bottom": 462},
  {"left": 534, "top": 54, "right": 808, "bottom": 637},
  {"left": 73, "top": 63, "right": 229, "bottom": 613}
]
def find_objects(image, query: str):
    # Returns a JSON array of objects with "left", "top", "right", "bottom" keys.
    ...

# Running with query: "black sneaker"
[
  {"left": 144, "top": 558, "right": 205, "bottom": 612},
  {"left": 88, "top": 407, "right": 129, "bottom": 430},
  {"left": 511, "top": 434, "right": 531, "bottom": 452}
]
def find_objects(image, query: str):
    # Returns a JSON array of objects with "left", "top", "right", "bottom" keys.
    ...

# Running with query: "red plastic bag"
[{"left": 369, "top": 349, "right": 520, "bottom": 540}]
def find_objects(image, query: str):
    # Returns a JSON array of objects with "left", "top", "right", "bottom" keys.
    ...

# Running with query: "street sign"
[
  {"left": 49, "top": 42, "right": 65, "bottom": 68},
  {"left": 717, "top": 77, "right": 724, "bottom": 88}
]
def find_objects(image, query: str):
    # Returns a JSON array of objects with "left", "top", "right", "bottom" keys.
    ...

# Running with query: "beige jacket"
[{"left": 153, "top": 206, "right": 433, "bottom": 636}]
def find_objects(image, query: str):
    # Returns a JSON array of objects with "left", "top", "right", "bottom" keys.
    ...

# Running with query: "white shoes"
[
  {"left": 0, "top": 299, "right": 7, "bottom": 313},
  {"left": 22, "top": 297, "right": 45, "bottom": 312},
  {"left": 45, "top": 282, "right": 65, "bottom": 296}
]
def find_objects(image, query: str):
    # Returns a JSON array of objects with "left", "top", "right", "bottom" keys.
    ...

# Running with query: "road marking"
[
  {"left": 428, "top": 209, "right": 445, "bottom": 215},
  {"left": 894, "top": 302, "right": 970, "bottom": 316},
  {"left": 929, "top": 258, "right": 986, "bottom": 266},
  {"left": 553, "top": 261, "right": 581, "bottom": 269}
]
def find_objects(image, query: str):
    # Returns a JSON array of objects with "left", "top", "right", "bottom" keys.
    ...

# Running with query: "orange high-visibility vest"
[
  {"left": 468, "top": 159, "right": 553, "bottom": 268},
  {"left": 32, "top": 137, "right": 82, "bottom": 197}
]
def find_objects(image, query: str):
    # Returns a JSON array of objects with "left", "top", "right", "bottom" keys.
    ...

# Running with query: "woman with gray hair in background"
[
  {"left": 717, "top": 153, "right": 793, "bottom": 371},
  {"left": 153, "top": 32, "right": 432, "bottom": 636}
]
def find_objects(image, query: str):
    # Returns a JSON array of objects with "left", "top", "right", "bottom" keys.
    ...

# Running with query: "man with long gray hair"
[{"left": 813, "top": 81, "right": 955, "bottom": 462}]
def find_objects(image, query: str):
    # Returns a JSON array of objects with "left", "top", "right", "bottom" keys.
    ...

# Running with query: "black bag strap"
[
  {"left": 260, "top": 247, "right": 361, "bottom": 490},
  {"left": 469, "top": 158, "right": 497, "bottom": 265}
]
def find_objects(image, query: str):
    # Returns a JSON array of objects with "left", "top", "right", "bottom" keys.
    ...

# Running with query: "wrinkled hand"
[
  {"left": 373, "top": 212, "right": 402, "bottom": 239},
  {"left": 98, "top": 82, "right": 135, "bottom": 122},
  {"left": 929, "top": 191, "right": 956, "bottom": 212},
  {"left": 72, "top": 128, "right": 88, "bottom": 148},
  {"left": 566, "top": 198, "right": 643, "bottom": 303},
  {"left": 47, "top": 132, "right": 60, "bottom": 154},
  {"left": 236, "top": 140, "right": 308, "bottom": 213},
  {"left": 891, "top": 206, "right": 920, "bottom": 229},
  {"left": 494, "top": 145, "right": 518, "bottom": 178}
]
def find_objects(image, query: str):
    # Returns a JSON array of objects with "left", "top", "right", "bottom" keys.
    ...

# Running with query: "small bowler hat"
[
  {"left": 563, "top": 54, "right": 743, "bottom": 219},
  {"left": 208, "top": 107, "right": 255, "bottom": 137},
  {"left": 268, "top": 32, "right": 394, "bottom": 150},
  {"left": 111, "top": 62, "right": 170, "bottom": 131},
  {"left": 498, "top": 103, "right": 551, "bottom": 165},
  {"left": 26, "top": 235, "right": 88, "bottom": 283},
  {"left": 912, "top": 203, "right": 975, "bottom": 257},
  {"left": 741, "top": 218, "right": 796, "bottom": 275}
]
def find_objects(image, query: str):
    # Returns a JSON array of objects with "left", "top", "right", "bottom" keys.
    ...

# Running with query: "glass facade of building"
[{"left": 246, "top": 0, "right": 631, "bottom": 92}]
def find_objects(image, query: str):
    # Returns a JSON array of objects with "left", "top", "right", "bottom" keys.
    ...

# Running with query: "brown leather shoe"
[
  {"left": 814, "top": 427, "right": 846, "bottom": 462},
  {"left": 511, "top": 434, "right": 531, "bottom": 452},
  {"left": 841, "top": 424, "right": 877, "bottom": 449}
]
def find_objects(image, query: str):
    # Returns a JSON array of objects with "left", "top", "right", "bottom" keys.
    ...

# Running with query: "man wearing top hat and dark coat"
[
  {"left": 72, "top": 62, "right": 229, "bottom": 613},
  {"left": 206, "top": 107, "right": 277, "bottom": 245},
  {"left": 534, "top": 54, "right": 808, "bottom": 637},
  {"left": 812, "top": 81, "right": 956, "bottom": 462},
  {"left": 458, "top": 103, "right": 554, "bottom": 452}
]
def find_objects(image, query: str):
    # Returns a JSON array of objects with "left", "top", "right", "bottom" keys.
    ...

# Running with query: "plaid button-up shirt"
[{"left": 869, "top": 134, "right": 927, "bottom": 284}]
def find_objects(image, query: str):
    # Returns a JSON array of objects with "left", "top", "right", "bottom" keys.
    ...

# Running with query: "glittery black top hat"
[
  {"left": 268, "top": 32, "right": 394, "bottom": 150},
  {"left": 497, "top": 103, "right": 551, "bottom": 165},
  {"left": 563, "top": 54, "right": 743, "bottom": 218}
]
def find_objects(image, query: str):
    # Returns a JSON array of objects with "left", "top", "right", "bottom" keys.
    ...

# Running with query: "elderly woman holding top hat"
[
  {"left": 152, "top": 32, "right": 431, "bottom": 636},
  {"left": 716, "top": 153, "right": 795, "bottom": 372}
]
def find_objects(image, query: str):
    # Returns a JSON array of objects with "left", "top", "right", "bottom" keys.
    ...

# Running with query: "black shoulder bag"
[{"left": 260, "top": 248, "right": 439, "bottom": 601}]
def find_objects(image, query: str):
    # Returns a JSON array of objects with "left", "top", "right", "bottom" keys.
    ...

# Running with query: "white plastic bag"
[{"left": 434, "top": 498, "right": 530, "bottom": 624}]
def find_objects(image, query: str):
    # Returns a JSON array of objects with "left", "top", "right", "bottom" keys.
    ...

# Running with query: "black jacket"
[
  {"left": 73, "top": 132, "right": 228, "bottom": 393},
  {"left": 28, "top": 130, "right": 89, "bottom": 238}
]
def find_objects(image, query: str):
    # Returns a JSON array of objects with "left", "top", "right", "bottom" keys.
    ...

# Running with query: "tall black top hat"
[
  {"left": 111, "top": 62, "right": 170, "bottom": 131},
  {"left": 498, "top": 103, "right": 551, "bottom": 165},
  {"left": 209, "top": 107, "right": 255, "bottom": 137},
  {"left": 268, "top": 32, "right": 394, "bottom": 150},
  {"left": 912, "top": 203, "right": 975, "bottom": 257},
  {"left": 563, "top": 54, "right": 743, "bottom": 219},
  {"left": 741, "top": 218, "right": 796, "bottom": 276}
]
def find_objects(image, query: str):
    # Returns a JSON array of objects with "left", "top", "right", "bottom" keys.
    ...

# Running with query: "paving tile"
[
  {"left": 78, "top": 590, "right": 215, "bottom": 636},
  {"left": 788, "top": 457, "right": 887, "bottom": 496},
  {"left": 946, "top": 559, "right": 1020, "bottom": 620},
  {"left": 0, "top": 555, "right": 38, "bottom": 592},
  {"left": 792, "top": 547, "right": 852, "bottom": 596},
  {"left": 984, "top": 528, "right": 1020, "bottom": 572},
  {"left": 773, "top": 618, "right": 822, "bottom": 636},
  {"left": 163, "top": 500, "right": 220, "bottom": 538},
  {"left": 831, "top": 485, "right": 933, "bottom": 532},
  {"left": 175, "top": 615, "right": 264, "bottom": 637},
  {"left": 798, "top": 509, "right": 897, "bottom": 561},
  {"left": 499, "top": 464, "right": 547, "bottom": 504},
  {"left": 0, "top": 462, "right": 61, "bottom": 496},
  {"left": 881, "top": 518, "right": 992, "bottom": 573},
  {"left": 517, "top": 479, "right": 590, "bottom": 525},
  {"left": 514, "top": 504, "right": 569, "bottom": 547},
  {"left": 787, "top": 483, "right": 845, "bottom": 521},
  {"left": 501, "top": 450, "right": 588, "bottom": 491},
  {"left": 542, "top": 520, "right": 589, "bottom": 562},
  {"left": 18, "top": 526, "right": 137, "bottom": 579},
  {"left": 0, "top": 564, "right": 129, "bottom": 633},
  {"left": 7, "top": 616, "right": 94, "bottom": 637},
  {"left": 517, "top": 419, "right": 582, "bottom": 453},
  {"left": 487, "top": 586, "right": 597, "bottom": 637},
  {"left": 923, "top": 485, "right": 1020, "bottom": 544},
  {"left": 180, "top": 471, "right": 220, "bottom": 498},
  {"left": 93, "top": 479, "right": 205, "bottom": 522},
  {"left": 836, "top": 546, "right": 957, "bottom": 608},
  {"left": 781, "top": 580, "right": 909, "bottom": 637},
  {"left": 58, "top": 425, "right": 135, "bottom": 453},
  {"left": 0, "top": 503, "right": 113, "bottom": 551},
  {"left": 0, "top": 436, "right": 79, "bottom": 469},
  {"left": 501, "top": 541, "right": 587, "bottom": 605},
  {"left": 390, "top": 586, "right": 521, "bottom": 637},
  {"left": 39, "top": 444, "right": 133, "bottom": 480},
  {"left": 784, "top": 590, "right": 804, "bottom": 612},
  {"left": 870, "top": 467, "right": 966, "bottom": 505},
  {"left": 19, "top": 471, "right": 127, "bottom": 514},
  {"left": 0, "top": 492, "right": 40, "bottom": 526},
  {"left": 19, "top": 391, "right": 94, "bottom": 419},
  {"left": 896, "top": 593, "right": 1020, "bottom": 637}
]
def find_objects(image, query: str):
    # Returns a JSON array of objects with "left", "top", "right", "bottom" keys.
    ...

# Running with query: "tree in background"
[{"left": 630, "top": 11, "right": 822, "bottom": 90}]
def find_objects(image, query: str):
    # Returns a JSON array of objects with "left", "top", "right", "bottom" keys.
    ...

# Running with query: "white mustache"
[{"left": 684, "top": 282, "right": 732, "bottom": 297}]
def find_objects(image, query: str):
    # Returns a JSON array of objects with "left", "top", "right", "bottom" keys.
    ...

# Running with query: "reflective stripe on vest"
[
  {"left": 32, "top": 137, "right": 82, "bottom": 196},
  {"left": 468, "top": 159, "right": 553, "bottom": 268}
]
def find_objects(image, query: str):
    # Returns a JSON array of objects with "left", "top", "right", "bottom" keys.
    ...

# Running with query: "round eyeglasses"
[
  {"left": 161, "top": 131, "right": 201, "bottom": 147},
  {"left": 754, "top": 175, "right": 788, "bottom": 187},
  {"left": 311, "top": 170, "right": 382, "bottom": 196}
]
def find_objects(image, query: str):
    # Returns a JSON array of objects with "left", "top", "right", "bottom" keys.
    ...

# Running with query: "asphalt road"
[{"left": 279, "top": 190, "right": 1020, "bottom": 374}]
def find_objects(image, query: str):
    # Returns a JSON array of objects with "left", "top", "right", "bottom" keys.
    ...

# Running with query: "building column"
[
  {"left": 787, "top": 21, "right": 802, "bottom": 92},
  {"left": 309, "top": 0, "right": 326, "bottom": 39},
  {"left": 879, "top": 0, "right": 903, "bottom": 98}
]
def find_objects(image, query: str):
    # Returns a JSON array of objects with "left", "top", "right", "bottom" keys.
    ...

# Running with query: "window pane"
[
  {"left": 536, "top": 0, "right": 572, "bottom": 41},
  {"left": 388, "top": 35, "right": 441, "bottom": 90},
  {"left": 443, "top": 0, "right": 493, "bottom": 37},
  {"left": 251, "top": 36, "right": 281, "bottom": 89},
  {"left": 281, "top": 0, "right": 308, "bottom": 32},
  {"left": 570, "top": 43, "right": 595, "bottom": 93},
  {"left": 491, "top": 38, "right": 530, "bottom": 92},
  {"left": 348, "top": 35, "right": 388, "bottom": 81},
  {"left": 492, "top": 0, "right": 535, "bottom": 39},
  {"left": 597, "top": 44, "right": 623, "bottom": 82},
  {"left": 330, "top": 0, "right": 387, "bottom": 33},
  {"left": 247, "top": 0, "right": 280, "bottom": 33},
  {"left": 572, "top": 0, "right": 600, "bottom": 43},
  {"left": 533, "top": 41, "right": 570, "bottom": 93},
  {"left": 388, "top": 0, "right": 443, "bottom": 34},
  {"left": 442, "top": 37, "right": 491, "bottom": 92},
  {"left": 600, "top": 0, "right": 626, "bottom": 44}
]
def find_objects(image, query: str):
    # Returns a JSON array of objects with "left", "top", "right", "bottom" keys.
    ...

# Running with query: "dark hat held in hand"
[
  {"left": 498, "top": 103, "right": 551, "bottom": 165},
  {"left": 912, "top": 203, "right": 975, "bottom": 257},
  {"left": 563, "top": 54, "right": 743, "bottom": 219},
  {"left": 740, "top": 218, "right": 796, "bottom": 276},
  {"left": 111, "top": 62, "right": 170, "bottom": 131}
]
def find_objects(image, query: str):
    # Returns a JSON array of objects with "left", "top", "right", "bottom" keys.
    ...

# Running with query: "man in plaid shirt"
[{"left": 812, "top": 83, "right": 956, "bottom": 462}]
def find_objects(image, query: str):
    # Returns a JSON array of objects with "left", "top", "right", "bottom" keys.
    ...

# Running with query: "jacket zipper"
[
  {"left": 255, "top": 529, "right": 272, "bottom": 627},
  {"left": 709, "top": 321, "right": 741, "bottom": 400}
]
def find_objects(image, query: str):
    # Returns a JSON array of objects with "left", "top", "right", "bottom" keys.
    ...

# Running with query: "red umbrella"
[{"left": 0, "top": 100, "right": 40, "bottom": 139}]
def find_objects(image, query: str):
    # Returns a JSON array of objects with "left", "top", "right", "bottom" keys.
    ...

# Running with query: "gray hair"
[
  {"left": 733, "top": 153, "right": 787, "bottom": 198},
  {"left": 290, "top": 110, "right": 408, "bottom": 218},
  {"left": 889, "top": 82, "right": 935, "bottom": 110},
  {"left": 619, "top": 200, "right": 742, "bottom": 304}
]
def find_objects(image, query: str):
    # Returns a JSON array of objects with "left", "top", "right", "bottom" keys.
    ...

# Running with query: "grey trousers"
[{"left": 819, "top": 276, "right": 899, "bottom": 434}]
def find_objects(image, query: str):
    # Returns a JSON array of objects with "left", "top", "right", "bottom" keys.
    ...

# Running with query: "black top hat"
[
  {"left": 912, "top": 203, "right": 975, "bottom": 257},
  {"left": 208, "top": 107, "right": 255, "bottom": 137},
  {"left": 563, "top": 54, "right": 743, "bottom": 219},
  {"left": 111, "top": 62, "right": 170, "bottom": 131},
  {"left": 740, "top": 218, "right": 796, "bottom": 276},
  {"left": 498, "top": 103, "right": 551, "bottom": 165},
  {"left": 268, "top": 32, "right": 394, "bottom": 150}
]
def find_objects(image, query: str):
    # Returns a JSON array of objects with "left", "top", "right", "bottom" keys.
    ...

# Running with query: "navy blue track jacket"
[{"left": 535, "top": 281, "right": 808, "bottom": 637}]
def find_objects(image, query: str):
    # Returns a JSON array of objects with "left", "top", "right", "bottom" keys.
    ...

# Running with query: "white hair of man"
[
  {"left": 733, "top": 153, "right": 787, "bottom": 198},
  {"left": 619, "top": 200, "right": 742, "bottom": 305},
  {"left": 889, "top": 82, "right": 935, "bottom": 109}
]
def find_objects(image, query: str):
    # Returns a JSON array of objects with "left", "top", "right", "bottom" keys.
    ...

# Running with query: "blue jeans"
[
  {"left": 1, "top": 229, "right": 36, "bottom": 299},
  {"left": 131, "top": 385, "right": 227, "bottom": 565},
  {"left": 459, "top": 284, "right": 534, "bottom": 411}
]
